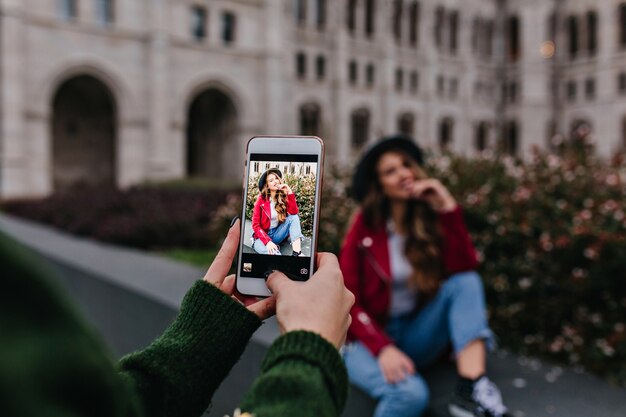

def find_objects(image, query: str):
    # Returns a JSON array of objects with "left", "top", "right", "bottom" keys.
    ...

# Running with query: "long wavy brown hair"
[
  {"left": 362, "top": 150, "right": 445, "bottom": 299},
  {"left": 261, "top": 174, "right": 288, "bottom": 224}
]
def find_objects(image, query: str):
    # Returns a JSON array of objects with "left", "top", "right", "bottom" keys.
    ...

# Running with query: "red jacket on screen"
[
  {"left": 338, "top": 205, "right": 479, "bottom": 357},
  {"left": 252, "top": 193, "right": 299, "bottom": 245}
]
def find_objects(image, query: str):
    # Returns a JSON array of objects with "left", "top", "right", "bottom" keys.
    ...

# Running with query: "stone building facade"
[{"left": 1, "top": 0, "right": 626, "bottom": 198}]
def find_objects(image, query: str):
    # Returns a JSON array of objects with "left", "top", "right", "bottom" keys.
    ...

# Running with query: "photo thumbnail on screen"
[{"left": 240, "top": 154, "right": 319, "bottom": 280}]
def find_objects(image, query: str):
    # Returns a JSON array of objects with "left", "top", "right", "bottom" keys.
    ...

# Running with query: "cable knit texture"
[
  {"left": 241, "top": 331, "right": 348, "bottom": 417},
  {"left": 119, "top": 281, "right": 262, "bottom": 417}
]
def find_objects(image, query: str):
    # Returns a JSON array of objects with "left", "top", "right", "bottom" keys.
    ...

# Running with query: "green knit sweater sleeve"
[
  {"left": 240, "top": 331, "right": 348, "bottom": 417},
  {"left": 119, "top": 280, "right": 262, "bottom": 417}
]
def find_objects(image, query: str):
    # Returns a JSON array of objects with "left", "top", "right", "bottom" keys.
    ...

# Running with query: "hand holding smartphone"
[{"left": 236, "top": 136, "right": 324, "bottom": 297}]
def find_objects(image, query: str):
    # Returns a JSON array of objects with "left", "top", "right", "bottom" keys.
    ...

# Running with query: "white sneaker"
[{"left": 448, "top": 376, "right": 511, "bottom": 417}]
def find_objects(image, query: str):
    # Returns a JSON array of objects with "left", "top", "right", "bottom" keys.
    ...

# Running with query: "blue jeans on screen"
[
  {"left": 343, "top": 271, "right": 495, "bottom": 417},
  {"left": 253, "top": 214, "right": 304, "bottom": 255}
]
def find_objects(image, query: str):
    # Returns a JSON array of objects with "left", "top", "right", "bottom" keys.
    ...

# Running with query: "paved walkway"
[{"left": 1, "top": 213, "right": 625, "bottom": 417}]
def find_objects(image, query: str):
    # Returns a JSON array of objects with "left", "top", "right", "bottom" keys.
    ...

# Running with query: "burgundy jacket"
[
  {"left": 339, "top": 205, "right": 479, "bottom": 356},
  {"left": 252, "top": 193, "right": 299, "bottom": 245}
]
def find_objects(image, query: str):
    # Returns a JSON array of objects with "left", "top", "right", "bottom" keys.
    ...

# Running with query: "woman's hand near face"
[
  {"left": 266, "top": 241, "right": 280, "bottom": 255},
  {"left": 378, "top": 345, "right": 416, "bottom": 383},
  {"left": 203, "top": 219, "right": 276, "bottom": 319},
  {"left": 407, "top": 179, "right": 457, "bottom": 212},
  {"left": 278, "top": 183, "right": 293, "bottom": 195}
]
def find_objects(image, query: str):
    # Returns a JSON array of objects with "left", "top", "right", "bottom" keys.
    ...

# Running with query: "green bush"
[
  {"left": 245, "top": 174, "right": 317, "bottom": 237},
  {"left": 429, "top": 150, "right": 626, "bottom": 386}
]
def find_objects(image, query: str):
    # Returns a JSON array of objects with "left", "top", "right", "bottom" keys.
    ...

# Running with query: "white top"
[
  {"left": 387, "top": 221, "right": 417, "bottom": 317},
  {"left": 270, "top": 201, "right": 279, "bottom": 229}
]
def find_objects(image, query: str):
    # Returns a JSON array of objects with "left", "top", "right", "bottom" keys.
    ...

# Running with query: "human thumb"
[{"left": 265, "top": 270, "right": 290, "bottom": 294}]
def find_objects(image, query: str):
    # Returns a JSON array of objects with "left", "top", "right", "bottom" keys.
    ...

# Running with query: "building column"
[
  {"left": 332, "top": 1, "right": 352, "bottom": 164},
  {"left": 0, "top": 0, "right": 26, "bottom": 198},
  {"left": 117, "top": 117, "right": 148, "bottom": 187},
  {"left": 265, "top": 0, "right": 287, "bottom": 135},
  {"left": 146, "top": 0, "right": 173, "bottom": 180},
  {"left": 23, "top": 110, "right": 52, "bottom": 196}
]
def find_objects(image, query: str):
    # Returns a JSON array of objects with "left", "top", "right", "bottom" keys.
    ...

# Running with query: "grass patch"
[{"left": 159, "top": 247, "right": 218, "bottom": 269}]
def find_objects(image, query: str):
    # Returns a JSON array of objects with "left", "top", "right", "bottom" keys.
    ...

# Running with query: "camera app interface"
[{"left": 241, "top": 153, "right": 319, "bottom": 281}]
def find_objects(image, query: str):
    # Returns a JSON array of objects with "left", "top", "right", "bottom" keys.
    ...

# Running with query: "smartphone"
[{"left": 236, "top": 136, "right": 324, "bottom": 297}]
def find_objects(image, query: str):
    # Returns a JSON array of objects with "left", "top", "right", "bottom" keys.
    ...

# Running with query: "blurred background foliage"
[
  {"left": 244, "top": 173, "right": 317, "bottom": 238},
  {"left": 3, "top": 148, "right": 626, "bottom": 386}
]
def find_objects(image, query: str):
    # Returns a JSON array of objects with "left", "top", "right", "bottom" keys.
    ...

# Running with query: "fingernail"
[
  {"left": 229, "top": 216, "right": 240, "bottom": 228},
  {"left": 264, "top": 270, "right": 276, "bottom": 280}
]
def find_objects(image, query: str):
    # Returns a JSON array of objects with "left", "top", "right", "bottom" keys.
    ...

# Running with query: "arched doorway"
[
  {"left": 52, "top": 75, "right": 117, "bottom": 190},
  {"left": 299, "top": 102, "right": 322, "bottom": 136},
  {"left": 439, "top": 117, "right": 454, "bottom": 151},
  {"left": 475, "top": 121, "right": 489, "bottom": 151},
  {"left": 186, "top": 88, "right": 238, "bottom": 178},
  {"left": 397, "top": 113, "right": 415, "bottom": 137},
  {"left": 351, "top": 108, "right": 370, "bottom": 150},
  {"left": 501, "top": 120, "right": 519, "bottom": 156}
]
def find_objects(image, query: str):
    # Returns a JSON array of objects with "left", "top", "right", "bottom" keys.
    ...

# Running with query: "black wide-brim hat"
[
  {"left": 352, "top": 134, "right": 424, "bottom": 202},
  {"left": 258, "top": 168, "right": 283, "bottom": 191}
]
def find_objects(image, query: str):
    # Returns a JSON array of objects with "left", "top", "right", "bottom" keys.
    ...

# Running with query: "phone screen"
[{"left": 240, "top": 152, "right": 319, "bottom": 281}]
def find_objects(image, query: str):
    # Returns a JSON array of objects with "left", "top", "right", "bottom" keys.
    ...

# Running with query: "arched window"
[
  {"left": 222, "top": 12, "right": 237, "bottom": 44},
  {"left": 316, "top": 55, "right": 326, "bottom": 80},
  {"left": 501, "top": 121, "right": 519, "bottom": 156},
  {"left": 348, "top": 60, "right": 358, "bottom": 84},
  {"left": 59, "top": 0, "right": 77, "bottom": 20},
  {"left": 300, "top": 103, "right": 322, "bottom": 136},
  {"left": 619, "top": 72, "right": 626, "bottom": 94},
  {"left": 587, "top": 11, "right": 598, "bottom": 55},
  {"left": 484, "top": 20, "right": 494, "bottom": 57},
  {"left": 439, "top": 117, "right": 454, "bottom": 151},
  {"left": 546, "top": 120, "right": 558, "bottom": 150},
  {"left": 351, "top": 108, "right": 370, "bottom": 149},
  {"left": 347, "top": 0, "right": 357, "bottom": 33},
  {"left": 409, "top": 71, "right": 419, "bottom": 93},
  {"left": 316, "top": 0, "right": 326, "bottom": 28},
  {"left": 190, "top": 6, "right": 207, "bottom": 41},
  {"left": 295, "top": 52, "right": 307, "bottom": 78},
  {"left": 365, "top": 0, "right": 375, "bottom": 37},
  {"left": 548, "top": 12, "right": 556, "bottom": 42},
  {"left": 568, "top": 16, "right": 579, "bottom": 59},
  {"left": 395, "top": 68, "right": 404, "bottom": 91},
  {"left": 393, "top": 0, "right": 403, "bottom": 42},
  {"left": 294, "top": 0, "right": 307, "bottom": 23},
  {"left": 622, "top": 116, "right": 626, "bottom": 149},
  {"left": 397, "top": 113, "right": 415, "bottom": 137},
  {"left": 475, "top": 122, "right": 489, "bottom": 151},
  {"left": 618, "top": 3, "right": 626, "bottom": 48},
  {"left": 472, "top": 17, "right": 480, "bottom": 54},
  {"left": 95, "top": 0, "right": 114, "bottom": 25},
  {"left": 449, "top": 11, "right": 459, "bottom": 54},
  {"left": 366, "top": 63, "right": 376, "bottom": 86},
  {"left": 507, "top": 15, "right": 520, "bottom": 61},
  {"left": 409, "top": 1, "right": 420, "bottom": 46},
  {"left": 434, "top": 7, "right": 444, "bottom": 49}
]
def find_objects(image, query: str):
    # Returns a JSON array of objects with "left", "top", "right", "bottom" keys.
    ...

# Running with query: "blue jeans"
[
  {"left": 343, "top": 271, "right": 494, "bottom": 417},
  {"left": 253, "top": 214, "right": 304, "bottom": 254}
]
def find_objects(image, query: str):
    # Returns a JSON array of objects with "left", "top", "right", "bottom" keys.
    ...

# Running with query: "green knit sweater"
[{"left": 0, "top": 232, "right": 347, "bottom": 417}]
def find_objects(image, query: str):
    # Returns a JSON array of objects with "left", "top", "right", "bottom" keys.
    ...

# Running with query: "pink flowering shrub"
[{"left": 429, "top": 150, "right": 626, "bottom": 386}]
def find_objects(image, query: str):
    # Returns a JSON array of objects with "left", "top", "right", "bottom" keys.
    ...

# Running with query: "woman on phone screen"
[
  {"left": 252, "top": 168, "right": 305, "bottom": 256},
  {"left": 340, "top": 135, "right": 511, "bottom": 417}
]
